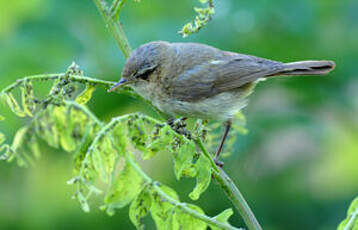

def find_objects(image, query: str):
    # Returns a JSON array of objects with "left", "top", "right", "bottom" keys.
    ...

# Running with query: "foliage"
[
  {"left": 179, "top": 0, "right": 215, "bottom": 37},
  {"left": 0, "top": 62, "right": 243, "bottom": 230}
]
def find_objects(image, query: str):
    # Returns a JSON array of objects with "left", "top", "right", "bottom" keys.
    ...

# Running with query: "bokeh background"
[{"left": 1, "top": 0, "right": 358, "bottom": 229}]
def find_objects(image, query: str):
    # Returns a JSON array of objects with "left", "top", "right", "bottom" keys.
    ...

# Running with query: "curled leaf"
[
  {"left": 129, "top": 188, "right": 152, "bottom": 230},
  {"left": 189, "top": 155, "right": 211, "bottom": 200},
  {"left": 210, "top": 208, "right": 234, "bottom": 230}
]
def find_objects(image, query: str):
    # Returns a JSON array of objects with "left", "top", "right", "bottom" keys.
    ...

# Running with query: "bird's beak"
[{"left": 108, "top": 78, "right": 129, "bottom": 92}]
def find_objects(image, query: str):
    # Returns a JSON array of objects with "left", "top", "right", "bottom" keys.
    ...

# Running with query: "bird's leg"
[{"left": 213, "top": 120, "right": 232, "bottom": 167}]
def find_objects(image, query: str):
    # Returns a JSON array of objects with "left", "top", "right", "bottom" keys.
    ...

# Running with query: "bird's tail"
[{"left": 272, "top": 60, "right": 336, "bottom": 76}]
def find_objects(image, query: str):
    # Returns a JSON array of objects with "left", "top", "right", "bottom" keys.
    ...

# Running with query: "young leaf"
[
  {"left": 151, "top": 185, "right": 179, "bottom": 230},
  {"left": 4, "top": 93, "right": 25, "bottom": 117},
  {"left": 12, "top": 127, "right": 28, "bottom": 151},
  {"left": 174, "top": 204, "right": 207, "bottom": 230},
  {"left": 112, "top": 122, "right": 128, "bottom": 156},
  {"left": 75, "top": 84, "right": 96, "bottom": 105},
  {"left": 174, "top": 142, "right": 196, "bottom": 180},
  {"left": 145, "top": 125, "right": 174, "bottom": 160},
  {"left": 189, "top": 155, "right": 211, "bottom": 200},
  {"left": 76, "top": 191, "right": 90, "bottom": 212},
  {"left": 129, "top": 188, "right": 152, "bottom": 230},
  {"left": 210, "top": 208, "right": 234, "bottom": 230},
  {"left": 91, "top": 137, "right": 117, "bottom": 183},
  {"left": 104, "top": 156, "right": 143, "bottom": 212}
]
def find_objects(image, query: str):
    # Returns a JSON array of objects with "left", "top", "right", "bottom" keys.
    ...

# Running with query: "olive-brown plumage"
[{"left": 109, "top": 41, "right": 335, "bottom": 165}]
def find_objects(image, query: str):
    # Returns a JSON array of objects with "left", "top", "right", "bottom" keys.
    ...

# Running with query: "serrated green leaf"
[
  {"left": 151, "top": 185, "right": 179, "bottom": 230},
  {"left": 91, "top": 137, "right": 117, "bottom": 183},
  {"left": 210, "top": 208, "right": 234, "bottom": 230},
  {"left": 75, "top": 84, "right": 95, "bottom": 105},
  {"left": 145, "top": 125, "right": 174, "bottom": 160},
  {"left": 104, "top": 156, "right": 143, "bottom": 212},
  {"left": 129, "top": 188, "right": 152, "bottom": 230},
  {"left": 189, "top": 155, "right": 211, "bottom": 200},
  {"left": 112, "top": 122, "right": 128, "bottom": 156},
  {"left": 4, "top": 93, "right": 25, "bottom": 117},
  {"left": 174, "top": 204, "right": 207, "bottom": 230},
  {"left": 128, "top": 116, "right": 148, "bottom": 152},
  {"left": 174, "top": 142, "right": 196, "bottom": 180}
]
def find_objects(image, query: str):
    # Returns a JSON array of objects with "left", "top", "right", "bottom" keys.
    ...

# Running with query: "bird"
[{"left": 108, "top": 41, "right": 335, "bottom": 165}]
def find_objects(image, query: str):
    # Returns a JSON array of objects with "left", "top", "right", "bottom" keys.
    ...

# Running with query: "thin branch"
[
  {"left": 93, "top": 0, "right": 132, "bottom": 58},
  {"left": 110, "top": 0, "right": 128, "bottom": 20},
  {"left": 195, "top": 137, "right": 262, "bottom": 230}
]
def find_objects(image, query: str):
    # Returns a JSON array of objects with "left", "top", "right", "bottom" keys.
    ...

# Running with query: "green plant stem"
[
  {"left": 1, "top": 73, "right": 115, "bottom": 94},
  {"left": 110, "top": 0, "right": 127, "bottom": 20},
  {"left": 93, "top": 0, "right": 132, "bottom": 58},
  {"left": 344, "top": 208, "right": 358, "bottom": 230},
  {"left": 195, "top": 137, "right": 262, "bottom": 230},
  {"left": 214, "top": 169, "right": 262, "bottom": 230}
]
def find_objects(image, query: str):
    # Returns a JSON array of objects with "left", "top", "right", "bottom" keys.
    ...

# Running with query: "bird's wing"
[{"left": 168, "top": 54, "right": 283, "bottom": 101}]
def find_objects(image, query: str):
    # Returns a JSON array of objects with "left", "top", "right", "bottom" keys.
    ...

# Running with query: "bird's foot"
[{"left": 213, "top": 158, "right": 224, "bottom": 168}]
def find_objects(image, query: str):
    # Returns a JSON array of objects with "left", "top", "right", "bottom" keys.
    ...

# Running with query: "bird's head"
[{"left": 108, "top": 41, "right": 169, "bottom": 92}]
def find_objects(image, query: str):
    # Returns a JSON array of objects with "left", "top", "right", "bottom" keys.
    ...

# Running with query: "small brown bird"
[{"left": 109, "top": 41, "right": 335, "bottom": 165}]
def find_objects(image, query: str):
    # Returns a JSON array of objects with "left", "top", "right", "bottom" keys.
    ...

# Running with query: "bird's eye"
[
  {"left": 135, "top": 65, "right": 158, "bottom": 80},
  {"left": 136, "top": 70, "right": 151, "bottom": 80}
]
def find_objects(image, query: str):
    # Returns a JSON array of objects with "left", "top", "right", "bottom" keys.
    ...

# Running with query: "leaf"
[
  {"left": 112, "top": 122, "right": 128, "bottom": 156},
  {"left": 104, "top": 156, "right": 143, "bottom": 212},
  {"left": 91, "top": 137, "right": 117, "bottom": 183},
  {"left": 75, "top": 84, "right": 96, "bottom": 105},
  {"left": 128, "top": 116, "right": 148, "bottom": 152},
  {"left": 145, "top": 125, "right": 174, "bottom": 160},
  {"left": 151, "top": 184, "right": 179, "bottom": 230},
  {"left": 129, "top": 188, "right": 152, "bottom": 230},
  {"left": 0, "top": 115, "right": 4, "bottom": 121},
  {"left": 12, "top": 127, "right": 28, "bottom": 151},
  {"left": 174, "top": 204, "right": 207, "bottom": 230},
  {"left": 338, "top": 197, "right": 358, "bottom": 230},
  {"left": 21, "top": 81, "right": 36, "bottom": 117},
  {"left": 189, "top": 155, "right": 211, "bottom": 200},
  {"left": 174, "top": 142, "right": 196, "bottom": 180},
  {"left": 210, "top": 208, "right": 234, "bottom": 230},
  {"left": 4, "top": 93, "right": 25, "bottom": 117},
  {"left": 76, "top": 192, "right": 90, "bottom": 213}
]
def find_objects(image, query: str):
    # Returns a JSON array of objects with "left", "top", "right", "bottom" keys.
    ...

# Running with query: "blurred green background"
[{"left": 1, "top": 0, "right": 357, "bottom": 229}]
